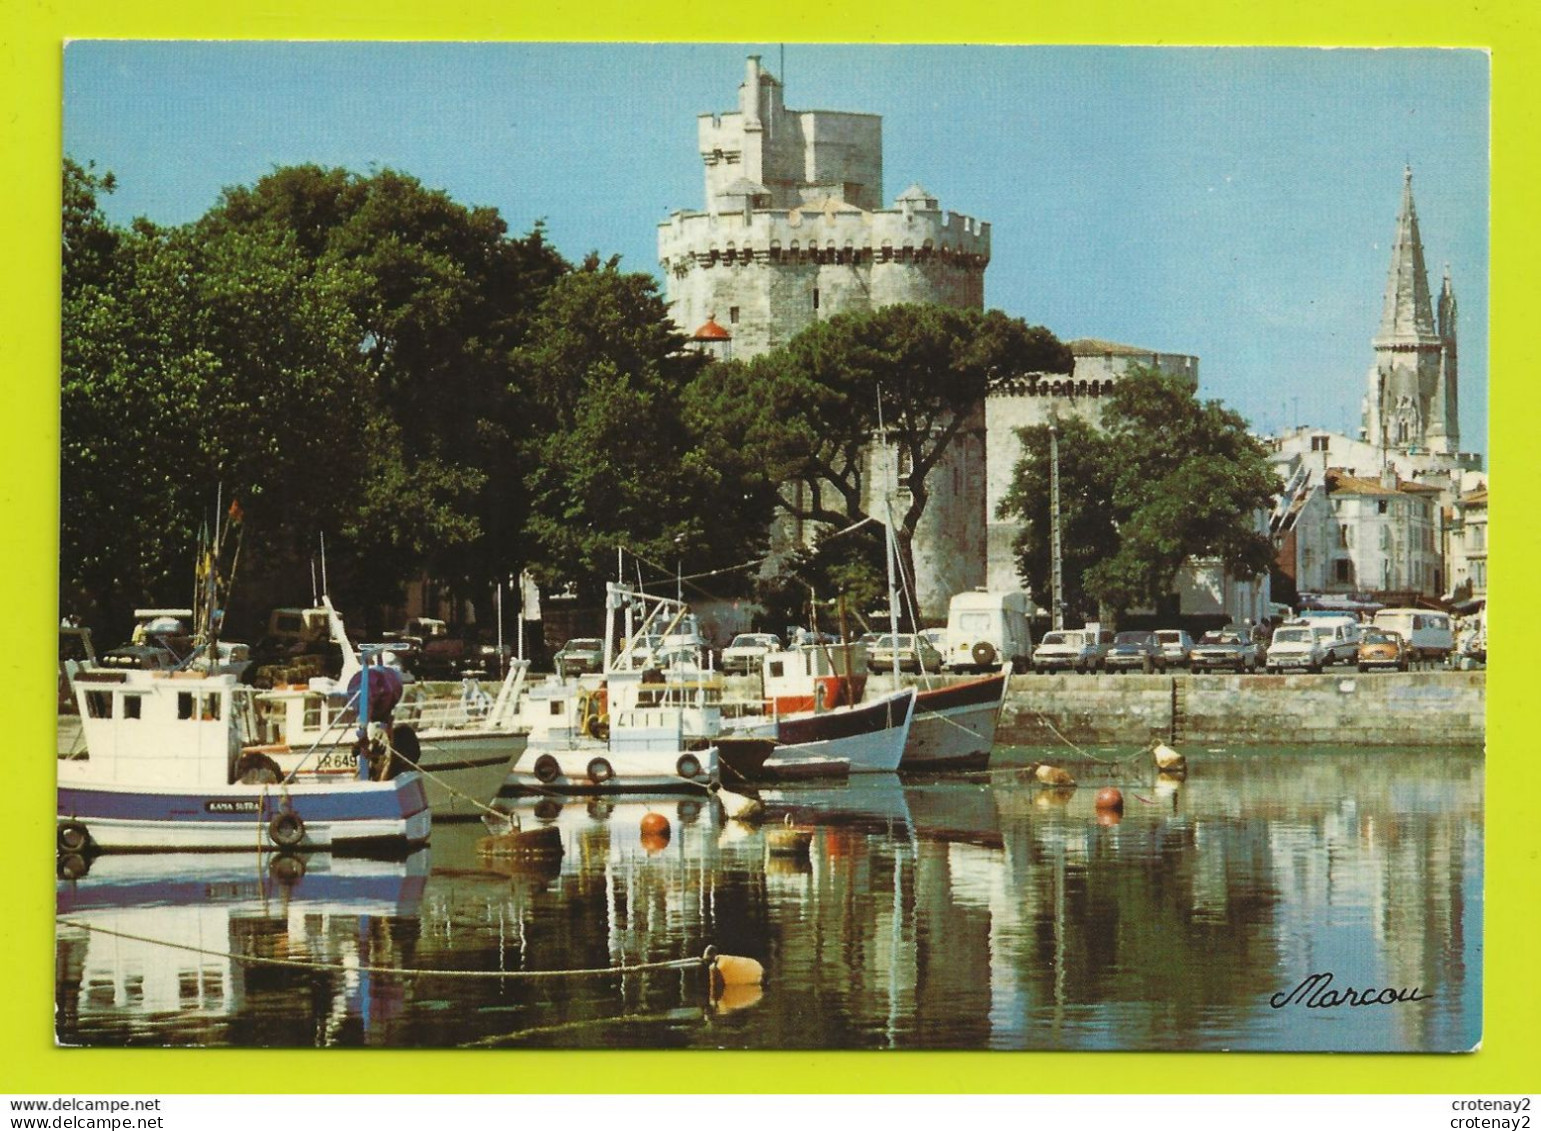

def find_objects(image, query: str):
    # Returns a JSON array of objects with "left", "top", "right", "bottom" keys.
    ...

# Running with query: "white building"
[{"left": 1268, "top": 169, "right": 1485, "bottom": 605}]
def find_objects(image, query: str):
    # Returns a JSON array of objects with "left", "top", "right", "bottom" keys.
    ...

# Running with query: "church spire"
[{"left": 1374, "top": 165, "right": 1439, "bottom": 347}]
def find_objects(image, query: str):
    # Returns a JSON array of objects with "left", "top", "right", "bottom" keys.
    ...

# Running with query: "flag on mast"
[{"left": 520, "top": 570, "right": 542, "bottom": 622}]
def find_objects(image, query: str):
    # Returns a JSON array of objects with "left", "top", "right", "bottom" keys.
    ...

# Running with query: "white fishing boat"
[
  {"left": 728, "top": 684, "right": 916, "bottom": 775},
  {"left": 57, "top": 667, "right": 431, "bottom": 854},
  {"left": 498, "top": 584, "right": 719, "bottom": 796}
]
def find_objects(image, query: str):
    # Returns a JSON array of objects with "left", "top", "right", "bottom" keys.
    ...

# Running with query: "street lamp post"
[{"left": 1049, "top": 418, "right": 1065, "bottom": 632}]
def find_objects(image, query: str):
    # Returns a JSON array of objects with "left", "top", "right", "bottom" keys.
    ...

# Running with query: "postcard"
[{"left": 51, "top": 42, "right": 1486, "bottom": 1060}]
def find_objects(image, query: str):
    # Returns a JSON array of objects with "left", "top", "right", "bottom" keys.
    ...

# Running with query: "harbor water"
[{"left": 55, "top": 744, "right": 1482, "bottom": 1052}]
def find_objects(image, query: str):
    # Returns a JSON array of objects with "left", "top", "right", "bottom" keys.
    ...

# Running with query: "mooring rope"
[{"left": 56, "top": 917, "right": 712, "bottom": 981}]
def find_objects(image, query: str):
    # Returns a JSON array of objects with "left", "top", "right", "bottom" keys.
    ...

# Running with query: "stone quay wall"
[{"left": 998, "top": 670, "right": 1485, "bottom": 748}]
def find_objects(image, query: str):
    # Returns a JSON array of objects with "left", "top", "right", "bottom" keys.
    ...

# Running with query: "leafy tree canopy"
[
  {"left": 517, "top": 261, "right": 774, "bottom": 601},
  {"left": 998, "top": 365, "right": 1278, "bottom": 622},
  {"left": 695, "top": 304, "right": 1072, "bottom": 608}
]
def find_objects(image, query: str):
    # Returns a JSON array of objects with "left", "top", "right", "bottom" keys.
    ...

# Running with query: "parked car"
[
  {"left": 1153, "top": 628, "right": 1195, "bottom": 669},
  {"left": 97, "top": 644, "right": 179, "bottom": 673},
  {"left": 553, "top": 637, "right": 606, "bottom": 678},
  {"left": 1103, "top": 631, "right": 1166, "bottom": 673},
  {"left": 1357, "top": 627, "right": 1410, "bottom": 672},
  {"left": 867, "top": 633, "right": 943, "bottom": 675},
  {"left": 1297, "top": 613, "right": 1362, "bottom": 665},
  {"left": 615, "top": 633, "right": 665, "bottom": 669},
  {"left": 720, "top": 633, "right": 783, "bottom": 675},
  {"left": 1264, "top": 625, "right": 1331, "bottom": 673},
  {"left": 1189, "top": 629, "right": 1260, "bottom": 673},
  {"left": 1031, "top": 629, "right": 1113, "bottom": 674}
]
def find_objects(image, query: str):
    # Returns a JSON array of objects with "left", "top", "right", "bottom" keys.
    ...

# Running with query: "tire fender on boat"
[
  {"left": 533, "top": 753, "right": 561, "bottom": 784},
  {"left": 57, "top": 821, "right": 90, "bottom": 854},
  {"left": 677, "top": 753, "right": 702, "bottom": 780},
  {"left": 586, "top": 757, "right": 614, "bottom": 785},
  {"left": 268, "top": 810, "right": 306, "bottom": 848}
]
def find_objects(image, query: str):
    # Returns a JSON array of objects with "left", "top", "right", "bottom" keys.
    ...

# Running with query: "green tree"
[
  {"left": 59, "top": 163, "right": 483, "bottom": 637},
  {"left": 199, "top": 165, "right": 568, "bottom": 616},
  {"left": 997, "top": 417, "right": 1121, "bottom": 625},
  {"left": 998, "top": 365, "right": 1278, "bottom": 622},
  {"left": 517, "top": 260, "right": 773, "bottom": 600},
  {"left": 700, "top": 304, "right": 1073, "bottom": 604}
]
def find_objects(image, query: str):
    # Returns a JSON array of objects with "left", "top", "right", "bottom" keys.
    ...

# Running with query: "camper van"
[
  {"left": 1371, "top": 608, "right": 1455, "bottom": 662},
  {"left": 943, "top": 591, "right": 1033, "bottom": 673}
]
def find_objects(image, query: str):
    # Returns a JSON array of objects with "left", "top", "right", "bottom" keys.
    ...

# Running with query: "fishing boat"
[
  {"left": 901, "top": 672, "right": 1008, "bottom": 772},
  {"left": 242, "top": 599, "right": 530, "bottom": 817},
  {"left": 57, "top": 667, "right": 431, "bottom": 854},
  {"left": 497, "top": 584, "right": 719, "bottom": 796},
  {"left": 759, "top": 639, "right": 866, "bottom": 715},
  {"left": 725, "top": 684, "right": 916, "bottom": 775}
]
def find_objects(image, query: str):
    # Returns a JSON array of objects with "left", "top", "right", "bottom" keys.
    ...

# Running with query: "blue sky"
[{"left": 65, "top": 42, "right": 1489, "bottom": 454}]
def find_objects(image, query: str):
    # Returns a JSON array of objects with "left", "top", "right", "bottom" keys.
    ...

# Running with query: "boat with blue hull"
[{"left": 58, "top": 668, "right": 430, "bottom": 854}]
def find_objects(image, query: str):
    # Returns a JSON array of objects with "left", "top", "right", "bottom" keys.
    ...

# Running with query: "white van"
[
  {"left": 944, "top": 591, "right": 1033, "bottom": 673},
  {"left": 1371, "top": 608, "right": 1454, "bottom": 662}
]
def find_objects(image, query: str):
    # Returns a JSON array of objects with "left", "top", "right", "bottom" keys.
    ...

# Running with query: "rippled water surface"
[{"left": 55, "top": 745, "right": 1482, "bottom": 1051}]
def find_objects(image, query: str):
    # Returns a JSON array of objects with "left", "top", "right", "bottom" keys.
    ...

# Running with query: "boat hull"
[
  {"left": 901, "top": 674, "right": 1007, "bottom": 772},
  {"left": 499, "top": 742, "right": 717, "bottom": 796},
  {"left": 56, "top": 773, "right": 431, "bottom": 853},
  {"left": 257, "top": 732, "right": 527, "bottom": 819},
  {"left": 756, "top": 688, "right": 917, "bottom": 774}
]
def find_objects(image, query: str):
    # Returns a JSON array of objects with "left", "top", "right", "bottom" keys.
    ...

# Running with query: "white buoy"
[
  {"left": 713, "top": 784, "right": 764, "bottom": 822},
  {"left": 1153, "top": 742, "right": 1187, "bottom": 774}
]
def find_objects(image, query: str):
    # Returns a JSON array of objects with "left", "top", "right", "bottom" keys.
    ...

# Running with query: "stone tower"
[
  {"left": 1363, "top": 167, "right": 1460, "bottom": 455},
  {"left": 659, "top": 56, "right": 993, "bottom": 615}
]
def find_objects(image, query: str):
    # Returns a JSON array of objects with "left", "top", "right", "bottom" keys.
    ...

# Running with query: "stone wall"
[{"left": 997, "top": 670, "right": 1484, "bottom": 747}]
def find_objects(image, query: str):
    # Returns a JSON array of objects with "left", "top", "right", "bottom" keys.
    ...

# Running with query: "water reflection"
[{"left": 56, "top": 747, "right": 1481, "bottom": 1051}]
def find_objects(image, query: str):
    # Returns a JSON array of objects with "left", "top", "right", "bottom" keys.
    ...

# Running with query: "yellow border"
[{"left": 4, "top": 1, "right": 1534, "bottom": 1095}]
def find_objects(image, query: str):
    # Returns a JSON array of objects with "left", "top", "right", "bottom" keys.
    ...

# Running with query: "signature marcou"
[{"left": 1270, "top": 971, "right": 1432, "bottom": 1010}]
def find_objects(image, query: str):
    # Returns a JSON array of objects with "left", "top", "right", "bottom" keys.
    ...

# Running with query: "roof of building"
[
  {"left": 1461, "top": 489, "right": 1488, "bottom": 507},
  {"left": 1325, "top": 468, "right": 1437, "bottom": 498},
  {"left": 719, "top": 176, "right": 771, "bottom": 197},
  {"left": 895, "top": 183, "right": 936, "bottom": 203},
  {"left": 1068, "top": 338, "right": 1162, "bottom": 357},
  {"left": 692, "top": 315, "right": 732, "bottom": 341}
]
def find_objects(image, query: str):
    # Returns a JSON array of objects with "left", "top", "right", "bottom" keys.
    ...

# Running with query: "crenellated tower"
[
  {"left": 1363, "top": 167, "right": 1460, "bottom": 455},
  {"left": 659, "top": 56, "right": 994, "bottom": 614},
  {"left": 659, "top": 56, "right": 991, "bottom": 360}
]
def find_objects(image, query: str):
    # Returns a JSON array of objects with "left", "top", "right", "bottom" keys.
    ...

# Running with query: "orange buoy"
[
  {"left": 640, "top": 811, "right": 670, "bottom": 837},
  {"left": 1095, "top": 786, "right": 1124, "bottom": 812}
]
